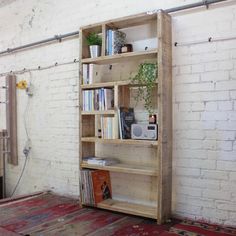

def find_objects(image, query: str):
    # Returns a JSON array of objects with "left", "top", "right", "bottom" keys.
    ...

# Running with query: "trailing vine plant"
[{"left": 130, "top": 62, "right": 157, "bottom": 114}]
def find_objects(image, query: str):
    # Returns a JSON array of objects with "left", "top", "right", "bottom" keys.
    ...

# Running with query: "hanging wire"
[{"left": 0, "top": 58, "right": 79, "bottom": 78}]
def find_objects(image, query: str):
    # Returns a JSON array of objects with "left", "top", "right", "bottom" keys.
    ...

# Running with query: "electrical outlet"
[{"left": 23, "top": 139, "right": 32, "bottom": 157}]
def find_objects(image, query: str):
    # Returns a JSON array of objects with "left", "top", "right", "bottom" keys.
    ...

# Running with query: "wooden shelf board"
[
  {"left": 81, "top": 80, "right": 158, "bottom": 90},
  {"left": 81, "top": 80, "right": 131, "bottom": 89},
  {"left": 81, "top": 13, "right": 156, "bottom": 30},
  {"left": 96, "top": 199, "right": 157, "bottom": 219},
  {"left": 81, "top": 137, "right": 158, "bottom": 146},
  {"left": 81, "top": 50, "right": 157, "bottom": 64},
  {"left": 81, "top": 162, "right": 157, "bottom": 176},
  {"left": 81, "top": 110, "right": 115, "bottom": 115}
]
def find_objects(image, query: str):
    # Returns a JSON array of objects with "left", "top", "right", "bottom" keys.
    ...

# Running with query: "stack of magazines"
[{"left": 83, "top": 157, "right": 119, "bottom": 166}]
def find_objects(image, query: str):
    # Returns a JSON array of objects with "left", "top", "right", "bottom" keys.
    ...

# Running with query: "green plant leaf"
[
  {"left": 130, "top": 62, "right": 157, "bottom": 114},
  {"left": 86, "top": 32, "right": 102, "bottom": 46}
]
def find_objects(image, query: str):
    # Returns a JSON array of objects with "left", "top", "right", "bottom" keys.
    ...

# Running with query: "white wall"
[{"left": 0, "top": 0, "right": 236, "bottom": 226}]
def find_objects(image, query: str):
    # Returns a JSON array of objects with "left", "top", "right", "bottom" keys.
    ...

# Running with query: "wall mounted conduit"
[{"left": 0, "top": 0, "right": 229, "bottom": 57}]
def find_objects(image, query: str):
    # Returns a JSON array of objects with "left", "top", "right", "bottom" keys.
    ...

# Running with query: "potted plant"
[
  {"left": 86, "top": 32, "right": 102, "bottom": 58},
  {"left": 130, "top": 62, "right": 157, "bottom": 116}
]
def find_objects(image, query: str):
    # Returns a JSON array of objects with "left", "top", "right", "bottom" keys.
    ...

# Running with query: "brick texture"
[{"left": 0, "top": 0, "right": 235, "bottom": 226}]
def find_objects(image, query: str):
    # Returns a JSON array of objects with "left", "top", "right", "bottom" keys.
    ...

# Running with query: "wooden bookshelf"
[{"left": 79, "top": 11, "right": 172, "bottom": 224}]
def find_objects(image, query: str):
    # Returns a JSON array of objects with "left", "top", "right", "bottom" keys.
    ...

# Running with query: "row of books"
[
  {"left": 101, "top": 116, "right": 116, "bottom": 139},
  {"left": 81, "top": 170, "right": 112, "bottom": 206},
  {"left": 106, "top": 29, "right": 126, "bottom": 55},
  {"left": 82, "top": 64, "right": 100, "bottom": 84},
  {"left": 82, "top": 88, "right": 114, "bottom": 111}
]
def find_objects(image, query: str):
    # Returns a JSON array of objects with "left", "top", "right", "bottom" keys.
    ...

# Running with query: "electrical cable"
[
  {"left": 10, "top": 72, "right": 33, "bottom": 197},
  {"left": 10, "top": 152, "right": 28, "bottom": 197}
]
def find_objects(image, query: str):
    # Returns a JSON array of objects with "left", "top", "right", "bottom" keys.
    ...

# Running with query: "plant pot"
[{"left": 89, "top": 45, "right": 101, "bottom": 58}]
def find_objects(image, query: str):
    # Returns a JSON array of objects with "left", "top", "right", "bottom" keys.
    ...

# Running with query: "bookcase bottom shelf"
[{"left": 95, "top": 199, "right": 157, "bottom": 219}]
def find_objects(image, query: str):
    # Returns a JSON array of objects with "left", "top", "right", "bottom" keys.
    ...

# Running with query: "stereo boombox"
[{"left": 131, "top": 124, "right": 158, "bottom": 140}]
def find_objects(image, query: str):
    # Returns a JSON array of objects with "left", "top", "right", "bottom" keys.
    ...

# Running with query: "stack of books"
[
  {"left": 81, "top": 170, "right": 112, "bottom": 206},
  {"left": 82, "top": 88, "right": 114, "bottom": 111},
  {"left": 106, "top": 29, "right": 126, "bottom": 55},
  {"left": 83, "top": 64, "right": 101, "bottom": 84}
]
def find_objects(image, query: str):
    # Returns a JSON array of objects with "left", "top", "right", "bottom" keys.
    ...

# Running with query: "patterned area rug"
[{"left": 0, "top": 192, "right": 235, "bottom": 236}]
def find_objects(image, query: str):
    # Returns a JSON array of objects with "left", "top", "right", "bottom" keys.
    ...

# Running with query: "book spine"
[
  {"left": 82, "top": 64, "right": 88, "bottom": 84},
  {"left": 111, "top": 30, "right": 114, "bottom": 55},
  {"left": 108, "top": 30, "right": 112, "bottom": 55},
  {"left": 106, "top": 30, "right": 109, "bottom": 55},
  {"left": 89, "top": 64, "right": 93, "bottom": 84}
]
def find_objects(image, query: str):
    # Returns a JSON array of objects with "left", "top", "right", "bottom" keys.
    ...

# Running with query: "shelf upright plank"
[
  {"left": 157, "top": 10, "right": 172, "bottom": 224},
  {"left": 78, "top": 28, "right": 84, "bottom": 206}
]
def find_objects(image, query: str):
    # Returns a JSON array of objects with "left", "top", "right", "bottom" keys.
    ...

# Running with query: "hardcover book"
[
  {"left": 91, "top": 170, "right": 112, "bottom": 203},
  {"left": 118, "top": 107, "right": 135, "bottom": 139}
]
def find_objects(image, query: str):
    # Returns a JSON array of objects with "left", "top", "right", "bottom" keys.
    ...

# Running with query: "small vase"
[{"left": 89, "top": 45, "right": 101, "bottom": 58}]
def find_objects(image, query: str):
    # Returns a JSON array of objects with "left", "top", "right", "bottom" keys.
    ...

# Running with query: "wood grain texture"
[
  {"left": 81, "top": 137, "right": 158, "bottom": 146},
  {"left": 81, "top": 50, "right": 157, "bottom": 64},
  {"left": 157, "top": 10, "right": 172, "bottom": 224},
  {"left": 81, "top": 162, "right": 158, "bottom": 176},
  {"left": 97, "top": 198, "right": 157, "bottom": 219},
  {"left": 6, "top": 75, "right": 18, "bottom": 166}
]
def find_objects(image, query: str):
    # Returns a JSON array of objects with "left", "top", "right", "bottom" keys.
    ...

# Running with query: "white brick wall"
[{"left": 0, "top": 0, "right": 236, "bottom": 226}]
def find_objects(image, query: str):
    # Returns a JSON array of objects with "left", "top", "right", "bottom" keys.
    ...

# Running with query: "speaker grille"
[{"left": 133, "top": 126, "right": 142, "bottom": 137}]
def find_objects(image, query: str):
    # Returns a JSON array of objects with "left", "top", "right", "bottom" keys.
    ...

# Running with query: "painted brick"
[
  {"left": 201, "top": 112, "right": 228, "bottom": 121},
  {"left": 191, "top": 102, "right": 205, "bottom": 111},
  {"left": 201, "top": 71, "right": 229, "bottom": 82},
  {"left": 218, "top": 101, "right": 233, "bottom": 111},
  {"left": 205, "top": 130, "right": 235, "bottom": 141},
  {"left": 216, "top": 121, "right": 236, "bottom": 130},
  {"left": 201, "top": 170, "right": 228, "bottom": 180},
  {"left": 0, "top": 0, "right": 236, "bottom": 227},
  {"left": 217, "top": 161, "right": 236, "bottom": 171},
  {"left": 216, "top": 141, "right": 233, "bottom": 151},
  {"left": 215, "top": 80, "right": 236, "bottom": 91},
  {"left": 205, "top": 102, "right": 217, "bottom": 111},
  {"left": 192, "top": 64, "right": 204, "bottom": 73},
  {"left": 219, "top": 61, "right": 234, "bottom": 70},
  {"left": 175, "top": 167, "right": 200, "bottom": 177},
  {"left": 217, "top": 201, "right": 236, "bottom": 211},
  {"left": 202, "top": 189, "right": 231, "bottom": 200}
]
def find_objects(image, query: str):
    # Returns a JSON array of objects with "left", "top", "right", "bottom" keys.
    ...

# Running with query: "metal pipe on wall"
[{"left": 0, "top": 0, "right": 229, "bottom": 57}]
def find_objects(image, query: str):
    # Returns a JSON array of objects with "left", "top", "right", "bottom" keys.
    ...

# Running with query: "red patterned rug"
[{"left": 0, "top": 192, "right": 235, "bottom": 236}]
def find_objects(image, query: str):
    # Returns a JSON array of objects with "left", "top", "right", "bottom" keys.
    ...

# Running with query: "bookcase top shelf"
[
  {"left": 81, "top": 49, "right": 157, "bottom": 65},
  {"left": 81, "top": 12, "right": 157, "bottom": 31},
  {"left": 81, "top": 163, "right": 158, "bottom": 176},
  {"left": 81, "top": 137, "right": 158, "bottom": 146}
]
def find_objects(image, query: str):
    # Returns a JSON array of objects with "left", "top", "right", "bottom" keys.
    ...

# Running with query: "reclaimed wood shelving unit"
[{"left": 79, "top": 10, "right": 172, "bottom": 223}]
